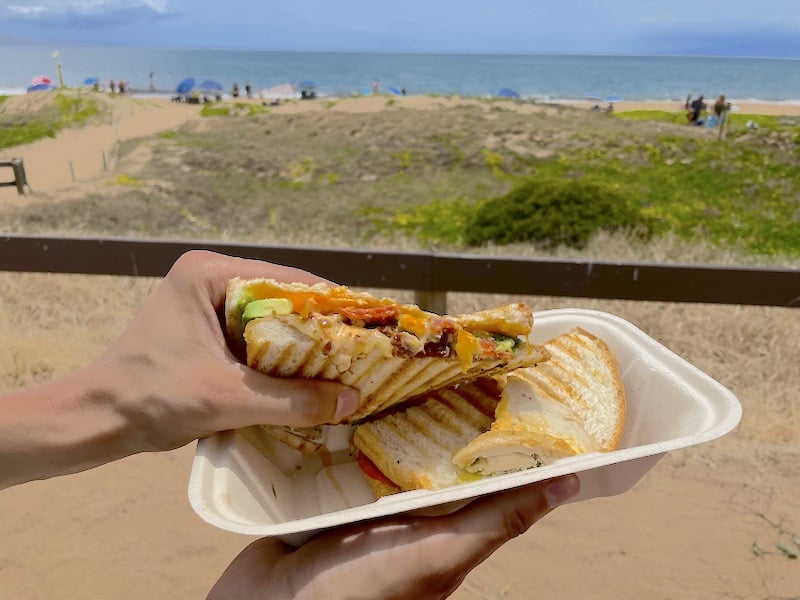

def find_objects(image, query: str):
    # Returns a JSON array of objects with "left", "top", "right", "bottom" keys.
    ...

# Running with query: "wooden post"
[
  {"left": 12, "top": 159, "right": 28, "bottom": 194},
  {"left": 0, "top": 158, "right": 30, "bottom": 195}
]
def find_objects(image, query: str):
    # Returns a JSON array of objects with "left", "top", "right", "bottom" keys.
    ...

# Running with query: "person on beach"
[
  {"left": 109, "top": 79, "right": 116, "bottom": 94},
  {"left": 689, "top": 95, "right": 706, "bottom": 125},
  {"left": 245, "top": 81, "right": 252, "bottom": 98},
  {"left": 232, "top": 82, "right": 240, "bottom": 98},
  {"left": 0, "top": 250, "right": 579, "bottom": 600},
  {"left": 372, "top": 79, "right": 380, "bottom": 94},
  {"left": 714, "top": 95, "right": 731, "bottom": 122}
]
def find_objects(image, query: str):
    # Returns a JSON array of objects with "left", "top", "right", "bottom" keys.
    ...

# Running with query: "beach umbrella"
[
  {"left": 496, "top": 87, "right": 521, "bottom": 99},
  {"left": 388, "top": 86, "right": 403, "bottom": 96},
  {"left": 31, "top": 75, "right": 53, "bottom": 86},
  {"left": 83, "top": 76, "right": 99, "bottom": 86},
  {"left": 605, "top": 95, "right": 624, "bottom": 103},
  {"left": 198, "top": 79, "right": 223, "bottom": 92},
  {"left": 176, "top": 77, "right": 196, "bottom": 95},
  {"left": 27, "top": 83, "right": 54, "bottom": 93}
]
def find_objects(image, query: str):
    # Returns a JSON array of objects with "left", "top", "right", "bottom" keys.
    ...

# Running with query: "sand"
[{"left": 1, "top": 93, "right": 798, "bottom": 600}]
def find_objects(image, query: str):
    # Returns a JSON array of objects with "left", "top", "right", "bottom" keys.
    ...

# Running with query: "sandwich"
[
  {"left": 352, "top": 327, "right": 626, "bottom": 496},
  {"left": 352, "top": 377, "right": 504, "bottom": 496},
  {"left": 225, "top": 277, "right": 549, "bottom": 428}
]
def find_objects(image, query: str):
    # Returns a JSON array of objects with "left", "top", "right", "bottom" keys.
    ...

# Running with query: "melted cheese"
[{"left": 454, "top": 329, "right": 481, "bottom": 371}]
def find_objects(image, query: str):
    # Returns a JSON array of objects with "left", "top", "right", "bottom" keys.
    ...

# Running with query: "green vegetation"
[
  {"left": 111, "top": 174, "right": 142, "bottom": 187},
  {"left": 3, "top": 100, "right": 796, "bottom": 261},
  {"left": 464, "top": 178, "right": 647, "bottom": 249},
  {"left": 615, "top": 110, "right": 688, "bottom": 125},
  {"left": 0, "top": 91, "right": 102, "bottom": 150},
  {"left": 200, "top": 102, "right": 270, "bottom": 117},
  {"left": 200, "top": 104, "right": 231, "bottom": 117},
  {"left": 369, "top": 116, "right": 800, "bottom": 257}
]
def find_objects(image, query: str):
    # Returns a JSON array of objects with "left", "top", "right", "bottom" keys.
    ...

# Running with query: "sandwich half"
[
  {"left": 352, "top": 327, "right": 626, "bottom": 496},
  {"left": 453, "top": 327, "right": 627, "bottom": 475},
  {"left": 351, "top": 377, "right": 504, "bottom": 496},
  {"left": 225, "top": 277, "right": 549, "bottom": 425}
]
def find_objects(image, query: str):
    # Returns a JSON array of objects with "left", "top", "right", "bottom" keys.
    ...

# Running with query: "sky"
[{"left": 1, "top": 0, "right": 800, "bottom": 58}]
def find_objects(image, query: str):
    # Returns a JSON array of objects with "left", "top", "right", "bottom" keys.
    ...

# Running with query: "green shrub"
[
  {"left": 200, "top": 104, "right": 231, "bottom": 117},
  {"left": 463, "top": 177, "right": 647, "bottom": 249}
]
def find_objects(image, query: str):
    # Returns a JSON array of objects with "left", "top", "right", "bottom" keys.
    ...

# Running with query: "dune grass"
[{"left": 0, "top": 91, "right": 103, "bottom": 150}]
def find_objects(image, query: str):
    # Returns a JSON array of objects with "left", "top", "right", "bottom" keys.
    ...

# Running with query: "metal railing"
[{"left": 2, "top": 234, "right": 798, "bottom": 311}]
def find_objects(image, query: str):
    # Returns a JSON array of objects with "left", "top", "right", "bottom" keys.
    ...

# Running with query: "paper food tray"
[{"left": 188, "top": 308, "right": 742, "bottom": 545}]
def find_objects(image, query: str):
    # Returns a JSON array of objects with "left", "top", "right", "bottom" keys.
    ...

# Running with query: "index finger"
[{"left": 167, "top": 250, "right": 335, "bottom": 310}]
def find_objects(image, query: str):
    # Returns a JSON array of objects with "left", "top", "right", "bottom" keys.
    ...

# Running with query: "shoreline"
[{"left": 4, "top": 88, "right": 800, "bottom": 116}]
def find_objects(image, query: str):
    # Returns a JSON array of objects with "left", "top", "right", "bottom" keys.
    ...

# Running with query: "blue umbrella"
[
  {"left": 176, "top": 77, "right": 196, "bottom": 95},
  {"left": 27, "top": 83, "right": 54, "bottom": 93},
  {"left": 84, "top": 76, "right": 99, "bottom": 86},
  {"left": 605, "top": 95, "right": 624, "bottom": 103},
  {"left": 496, "top": 87, "right": 521, "bottom": 99},
  {"left": 198, "top": 79, "right": 223, "bottom": 92},
  {"left": 388, "top": 86, "right": 403, "bottom": 96}
]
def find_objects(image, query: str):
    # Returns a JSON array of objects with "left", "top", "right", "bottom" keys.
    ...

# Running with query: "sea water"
[{"left": 2, "top": 44, "right": 800, "bottom": 104}]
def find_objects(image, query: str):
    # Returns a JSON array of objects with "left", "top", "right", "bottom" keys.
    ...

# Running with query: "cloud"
[{"left": 3, "top": 0, "right": 174, "bottom": 27}]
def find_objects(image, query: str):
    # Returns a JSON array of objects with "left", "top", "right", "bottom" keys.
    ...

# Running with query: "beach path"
[{"left": 2, "top": 97, "right": 204, "bottom": 197}]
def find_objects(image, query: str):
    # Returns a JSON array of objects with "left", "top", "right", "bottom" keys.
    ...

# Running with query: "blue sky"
[{"left": 1, "top": 0, "right": 799, "bottom": 57}]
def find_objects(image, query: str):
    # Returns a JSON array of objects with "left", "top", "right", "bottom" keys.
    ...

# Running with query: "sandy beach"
[{"left": 1, "top": 93, "right": 798, "bottom": 599}]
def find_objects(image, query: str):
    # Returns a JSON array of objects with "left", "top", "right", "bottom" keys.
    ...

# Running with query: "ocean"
[{"left": 2, "top": 44, "right": 800, "bottom": 104}]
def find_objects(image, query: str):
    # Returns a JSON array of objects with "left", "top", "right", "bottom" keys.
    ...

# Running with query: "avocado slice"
[{"left": 242, "top": 298, "right": 294, "bottom": 325}]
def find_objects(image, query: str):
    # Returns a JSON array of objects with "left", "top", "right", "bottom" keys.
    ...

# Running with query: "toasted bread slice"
[
  {"left": 453, "top": 327, "right": 626, "bottom": 475},
  {"left": 351, "top": 377, "right": 503, "bottom": 492}
]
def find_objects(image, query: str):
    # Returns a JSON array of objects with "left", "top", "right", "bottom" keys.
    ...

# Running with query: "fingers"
[
  {"left": 202, "top": 361, "right": 360, "bottom": 429},
  {"left": 167, "top": 250, "right": 333, "bottom": 310},
  {"left": 275, "top": 475, "right": 579, "bottom": 600}
]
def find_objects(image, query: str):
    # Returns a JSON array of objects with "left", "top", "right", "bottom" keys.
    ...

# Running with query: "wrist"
[{"left": 0, "top": 360, "right": 144, "bottom": 488}]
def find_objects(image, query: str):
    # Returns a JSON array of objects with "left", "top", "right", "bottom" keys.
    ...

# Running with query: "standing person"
[
  {"left": 232, "top": 82, "right": 240, "bottom": 98},
  {"left": 109, "top": 79, "right": 116, "bottom": 94},
  {"left": 689, "top": 95, "right": 706, "bottom": 125},
  {"left": 0, "top": 250, "right": 580, "bottom": 600},
  {"left": 372, "top": 79, "right": 380, "bottom": 94},
  {"left": 245, "top": 81, "right": 252, "bottom": 98},
  {"left": 714, "top": 95, "right": 731, "bottom": 120}
]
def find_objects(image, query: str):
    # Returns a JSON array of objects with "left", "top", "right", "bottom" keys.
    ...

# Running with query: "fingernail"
[
  {"left": 544, "top": 475, "right": 580, "bottom": 508},
  {"left": 334, "top": 389, "right": 360, "bottom": 421}
]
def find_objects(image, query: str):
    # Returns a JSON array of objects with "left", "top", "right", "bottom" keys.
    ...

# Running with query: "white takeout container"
[{"left": 188, "top": 308, "right": 742, "bottom": 545}]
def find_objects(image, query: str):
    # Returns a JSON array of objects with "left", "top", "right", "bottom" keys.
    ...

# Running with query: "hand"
[
  {"left": 207, "top": 474, "right": 580, "bottom": 600},
  {"left": 0, "top": 251, "right": 360, "bottom": 488},
  {"left": 101, "top": 250, "right": 360, "bottom": 453}
]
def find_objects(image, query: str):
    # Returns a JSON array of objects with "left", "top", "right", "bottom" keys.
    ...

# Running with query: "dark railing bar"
[{"left": 1, "top": 234, "right": 798, "bottom": 307}]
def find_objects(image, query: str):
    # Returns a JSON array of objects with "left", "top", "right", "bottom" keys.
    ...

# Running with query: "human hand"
[
  {"left": 207, "top": 474, "right": 580, "bottom": 600},
  {"left": 99, "top": 250, "right": 360, "bottom": 454}
]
